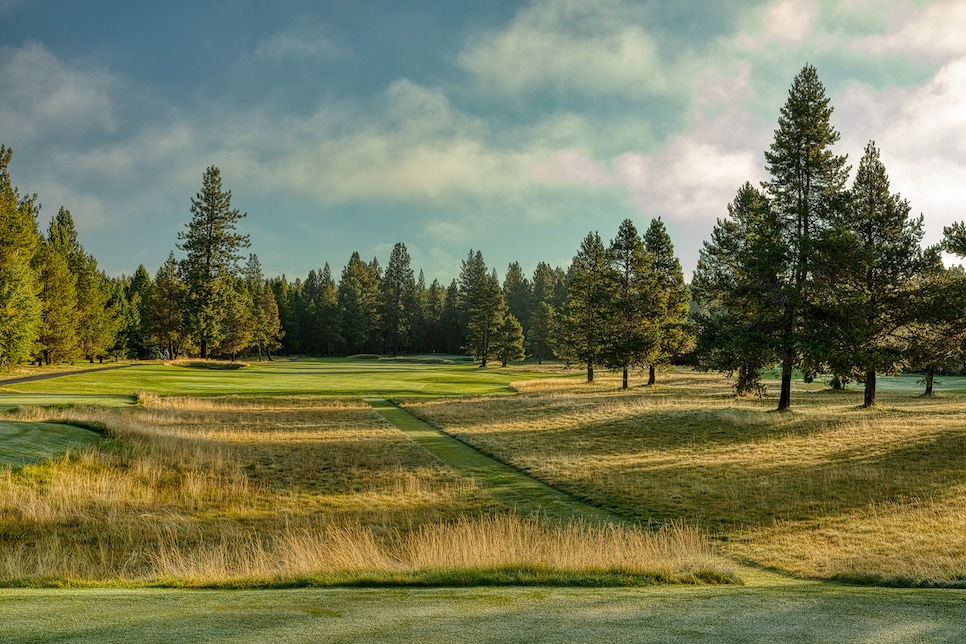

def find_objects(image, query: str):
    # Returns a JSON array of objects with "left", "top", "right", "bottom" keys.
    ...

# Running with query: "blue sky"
[{"left": 3, "top": 0, "right": 965, "bottom": 283}]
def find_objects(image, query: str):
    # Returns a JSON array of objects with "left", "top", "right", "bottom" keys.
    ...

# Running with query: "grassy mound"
[
  {"left": 0, "top": 420, "right": 101, "bottom": 468},
  {"left": 173, "top": 361, "right": 247, "bottom": 370}
]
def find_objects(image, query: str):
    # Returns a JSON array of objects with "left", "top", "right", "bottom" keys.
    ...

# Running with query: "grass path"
[
  {"left": 363, "top": 395, "right": 624, "bottom": 526},
  {"left": 364, "top": 395, "right": 795, "bottom": 588}
]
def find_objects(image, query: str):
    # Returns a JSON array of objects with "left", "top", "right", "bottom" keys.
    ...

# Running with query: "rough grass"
[
  {"left": 0, "top": 394, "right": 724, "bottom": 587},
  {"left": 403, "top": 368, "right": 966, "bottom": 587}
]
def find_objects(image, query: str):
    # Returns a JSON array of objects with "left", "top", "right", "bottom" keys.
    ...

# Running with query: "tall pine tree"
[{"left": 177, "top": 166, "right": 250, "bottom": 359}]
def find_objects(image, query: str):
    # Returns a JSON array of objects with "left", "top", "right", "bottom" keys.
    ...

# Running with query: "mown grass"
[
  {"left": 0, "top": 420, "right": 102, "bottom": 468},
  {"left": 0, "top": 390, "right": 724, "bottom": 587},
  {"left": 403, "top": 369, "right": 966, "bottom": 587},
  {"left": 0, "top": 358, "right": 575, "bottom": 398}
]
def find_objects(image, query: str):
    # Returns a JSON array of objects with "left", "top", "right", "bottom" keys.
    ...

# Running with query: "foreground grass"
[
  {"left": 0, "top": 393, "right": 724, "bottom": 587},
  {"left": 404, "top": 369, "right": 966, "bottom": 587},
  {"left": 3, "top": 585, "right": 964, "bottom": 643}
]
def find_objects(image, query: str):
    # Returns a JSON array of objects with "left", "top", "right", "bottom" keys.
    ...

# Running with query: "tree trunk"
[
  {"left": 622, "top": 367, "right": 628, "bottom": 390},
  {"left": 777, "top": 352, "right": 793, "bottom": 411},
  {"left": 587, "top": 363, "right": 594, "bottom": 383},
  {"left": 864, "top": 370, "right": 876, "bottom": 408},
  {"left": 200, "top": 338, "right": 208, "bottom": 360},
  {"left": 648, "top": 364, "right": 656, "bottom": 386},
  {"left": 924, "top": 367, "right": 934, "bottom": 396}
]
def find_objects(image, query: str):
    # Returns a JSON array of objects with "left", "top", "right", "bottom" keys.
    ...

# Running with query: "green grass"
[
  {"left": 1, "top": 585, "right": 964, "bottom": 642},
  {"left": 1, "top": 359, "right": 572, "bottom": 399},
  {"left": 0, "top": 394, "right": 137, "bottom": 409},
  {"left": 0, "top": 420, "right": 102, "bottom": 468}
]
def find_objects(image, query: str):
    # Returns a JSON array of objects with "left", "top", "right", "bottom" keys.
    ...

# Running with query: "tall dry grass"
[
  {"left": 0, "top": 394, "right": 722, "bottom": 586},
  {"left": 151, "top": 515, "right": 723, "bottom": 585},
  {"left": 404, "top": 370, "right": 966, "bottom": 586}
]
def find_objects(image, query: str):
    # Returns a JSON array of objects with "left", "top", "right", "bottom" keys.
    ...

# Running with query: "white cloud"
[
  {"left": 254, "top": 21, "right": 344, "bottom": 61},
  {"left": 853, "top": 0, "right": 966, "bottom": 62},
  {"left": 0, "top": 41, "right": 116, "bottom": 144},
  {"left": 735, "top": 0, "right": 818, "bottom": 49},
  {"left": 838, "top": 57, "right": 966, "bottom": 246},
  {"left": 458, "top": 0, "right": 673, "bottom": 97}
]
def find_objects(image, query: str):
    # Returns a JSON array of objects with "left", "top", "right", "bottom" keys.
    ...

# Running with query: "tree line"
[{"left": 4, "top": 64, "right": 966, "bottom": 409}]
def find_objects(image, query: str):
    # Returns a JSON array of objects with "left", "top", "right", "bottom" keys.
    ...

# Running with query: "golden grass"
[
  {"left": 151, "top": 515, "right": 724, "bottom": 585},
  {"left": 404, "top": 369, "right": 966, "bottom": 586},
  {"left": 0, "top": 393, "right": 721, "bottom": 586}
]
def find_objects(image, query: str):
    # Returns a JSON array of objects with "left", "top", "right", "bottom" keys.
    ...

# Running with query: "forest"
[{"left": 2, "top": 65, "right": 965, "bottom": 412}]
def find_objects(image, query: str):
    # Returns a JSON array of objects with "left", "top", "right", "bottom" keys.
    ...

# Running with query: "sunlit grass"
[
  {"left": 404, "top": 369, "right": 966, "bottom": 586},
  {"left": 0, "top": 391, "right": 723, "bottom": 587}
]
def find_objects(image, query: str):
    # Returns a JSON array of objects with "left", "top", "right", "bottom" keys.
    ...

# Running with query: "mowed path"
[
  {"left": 363, "top": 395, "right": 626, "bottom": 527},
  {"left": 364, "top": 394, "right": 796, "bottom": 588}
]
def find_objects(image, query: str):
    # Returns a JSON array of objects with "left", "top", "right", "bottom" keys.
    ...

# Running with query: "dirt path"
[{"left": 0, "top": 364, "right": 133, "bottom": 387}]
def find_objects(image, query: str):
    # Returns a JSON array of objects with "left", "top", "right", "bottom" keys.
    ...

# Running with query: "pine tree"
[
  {"left": 0, "top": 256, "right": 40, "bottom": 367},
  {"left": 556, "top": 232, "right": 614, "bottom": 382},
  {"left": 0, "top": 145, "right": 41, "bottom": 367},
  {"left": 338, "top": 252, "right": 381, "bottom": 355},
  {"left": 816, "top": 141, "right": 940, "bottom": 407},
  {"left": 36, "top": 241, "right": 79, "bottom": 364},
  {"left": 526, "top": 301, "right": 555, "bottom": 365},
  {"left": 440, "top": 279, "right": 462, "bottom": 354},
  {"left": 316, "top": 264, "right": 342, "bottom": 356},
  {"left": 602, "top": 219, "right": 663, "bottom": 389},
  {"left": 493, "top": 313, "right": 525, "bottom": 367},
  {"left": 217, "top": 279, "right": 255, "bottom": 361},
  {"left": 423, "top": 278, "right": 446, "bottom": 353},
  {"left": 463, "top": 257, "right": 505, "bottom": 367},
  {"left": 149, "top": 252, "right": 188, "bottom": 359},
  {"left": 47, "top": 209, "right": 118, "bottom": 362},
  {"left": 762, "top": 64, "right": 850, "bottom": 411},
  {"left": 177, "top": 166, "right": 250, "bottom": 358},
  {"left": 692, "top": 183, "right": 785, "bottom": 397},
  {"left": 502, "top": 261, "right": 532, "bottom": 332},
  {"left": 643, "top": 217, "right": 691, "bottom": 384},
  {"left": 380, "top": 242, "right": 416, "bottom": 356}
]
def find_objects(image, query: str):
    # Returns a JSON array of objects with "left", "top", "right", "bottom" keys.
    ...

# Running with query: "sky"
[{"left": 3, "top": 0, "right": 966, "bottom": 284}]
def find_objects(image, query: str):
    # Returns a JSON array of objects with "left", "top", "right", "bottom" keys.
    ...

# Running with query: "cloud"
[
  {"left": 458, "top": 0, "right": 674, "bottom": 97},
  {"left": 0, "top": 41, "right": 116, "bottom": 144},
  {"left": 254, "top": 21, "right": 344, "bottom": 62},
  {"left": 837, "top": 56, "right": 966, "bottom": 245},
  {"left": 852, "top": 0, "right": 966, "bottom": 62},
  {"left": 736, "top": 0, "right": 819, "bottom": 48}
]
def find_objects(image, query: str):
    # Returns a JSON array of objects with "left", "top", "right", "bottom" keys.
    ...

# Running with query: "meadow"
[
  {"left": 403, "top": 369, "right": 966, "bottom": 587},
  {"left": 0, "top": 359, "right": 722, "bottom": 588}
]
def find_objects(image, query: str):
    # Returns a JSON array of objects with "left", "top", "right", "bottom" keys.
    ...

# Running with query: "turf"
[
  {"left": 0, "top": 420, "right": 102, "bottom": 468},
  {"left": 0, "top": 359, "right": 573, "bottom": 398},
  {"left": 1, "top": 585, "right": 964, "bottom": 642}
]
